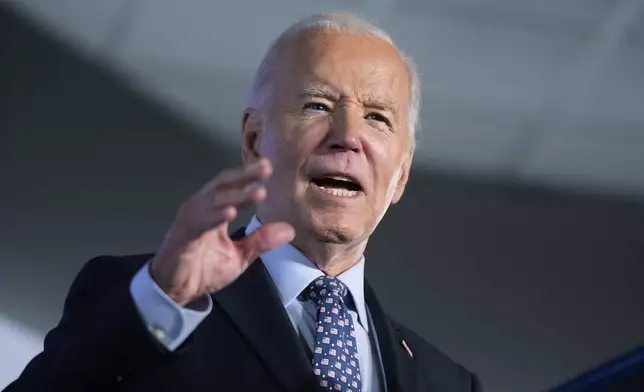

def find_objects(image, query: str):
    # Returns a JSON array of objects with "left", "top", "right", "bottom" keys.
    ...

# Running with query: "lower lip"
[{"left": 310, "top": 183, "right": 363, "bottom": 199}]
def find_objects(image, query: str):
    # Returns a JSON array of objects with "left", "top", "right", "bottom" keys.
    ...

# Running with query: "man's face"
[{"left": 244, "top": 30, "right": 414, "bottom": 246}]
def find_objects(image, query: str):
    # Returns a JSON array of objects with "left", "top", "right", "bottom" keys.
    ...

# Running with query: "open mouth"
[{"left": 310, "top": 175, "right": 363, "bottom": 198}]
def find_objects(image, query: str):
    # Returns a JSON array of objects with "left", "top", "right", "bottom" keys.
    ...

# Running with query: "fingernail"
[{"left": 260, "top": 160, "right": 272, "bottom": 175}]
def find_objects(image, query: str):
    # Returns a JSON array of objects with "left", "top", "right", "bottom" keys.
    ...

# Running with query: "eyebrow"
[
  {"left": 362, "top": 95, "right": 398, "bottom": 115},
  {"left": 298, "top": 84, "right": 399, "bottom": 115},
  {"left": 298, "top": 84, "right": 341, "bottom": 100}
]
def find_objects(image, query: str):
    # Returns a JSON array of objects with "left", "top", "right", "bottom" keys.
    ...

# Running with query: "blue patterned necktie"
[{"left": 304, "top": 276, "right": 362, "bottom": 392}]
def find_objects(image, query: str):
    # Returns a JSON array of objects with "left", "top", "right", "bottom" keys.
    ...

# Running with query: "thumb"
[{"left": 237, "top": 222, "right": 295, "bottom": 262}]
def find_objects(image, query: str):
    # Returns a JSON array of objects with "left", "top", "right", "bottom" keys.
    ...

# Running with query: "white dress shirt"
[{"left": 130, "top": 216, "right": 384, "bottom": 392}]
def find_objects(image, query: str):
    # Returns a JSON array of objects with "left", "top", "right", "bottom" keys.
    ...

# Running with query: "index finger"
[{"left": 199, "top": 158, "right": 272, "bottom": 196}]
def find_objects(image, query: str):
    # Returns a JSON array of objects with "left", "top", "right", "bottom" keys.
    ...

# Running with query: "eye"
[
  {"left": 365, "top": 112, "right": 390, "bottom": 125},
  {"left": 303, "top": 102, "right": 330, "bottom": 112}
]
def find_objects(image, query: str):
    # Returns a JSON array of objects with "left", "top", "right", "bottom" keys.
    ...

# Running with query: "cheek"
[
  {"left": 262, "top": 117, "right": 324, "bottom": 158},
  {"left": 367, "top": 136, "right": 390, "bottom": 158},
  {"left": 258, "top": 121, "right": 311, "bottom": 174},
  {"left": 368, "top": 141, "right": 405, "bottom": 200},
  {"left": 257, "top": 120, "right": 291, "bottom": 159}
]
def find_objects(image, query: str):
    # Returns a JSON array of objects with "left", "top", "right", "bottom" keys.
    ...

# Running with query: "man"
[{"left": 5, "top": 13, "right": 482, "bottom": 392}]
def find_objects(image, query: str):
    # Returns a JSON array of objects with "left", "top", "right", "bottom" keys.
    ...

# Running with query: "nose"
[{"left": 325, "top": 105, "right": 363, "bottom": 153}]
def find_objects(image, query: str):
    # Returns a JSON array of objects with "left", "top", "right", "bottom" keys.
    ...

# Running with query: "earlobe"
[{"left": 241, "top": 108, "right": 263, "bottom": 164}]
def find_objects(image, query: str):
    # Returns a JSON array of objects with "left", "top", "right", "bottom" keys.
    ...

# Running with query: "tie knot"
[{"left": 304, "top": 276, "right": 349, "bottom": 306}]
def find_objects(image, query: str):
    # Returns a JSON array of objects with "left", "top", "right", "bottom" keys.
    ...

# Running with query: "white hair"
[{"left": 247, "top": 12, "right": 422, "bottom": 141}]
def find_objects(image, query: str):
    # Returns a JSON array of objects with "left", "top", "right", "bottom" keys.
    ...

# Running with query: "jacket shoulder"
[
  {"left": 70, "top": 253, "right": 153, "bottom": 293},
  {"left": 391, "top": 319, "right": 482, "bottom": 391}
]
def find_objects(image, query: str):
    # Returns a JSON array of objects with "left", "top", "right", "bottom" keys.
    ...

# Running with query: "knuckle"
[{"left": 212, "top": 190, "right": 229, "bottom": 206}]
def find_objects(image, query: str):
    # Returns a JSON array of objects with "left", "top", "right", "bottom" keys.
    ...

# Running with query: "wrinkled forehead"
[{"left": 273, "top": 29, "right": 411, "bottom": 109}]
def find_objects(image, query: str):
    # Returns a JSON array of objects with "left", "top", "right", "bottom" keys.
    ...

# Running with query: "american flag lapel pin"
[{"left": 401, "top": 339, "right": 413, "bottom": 358}]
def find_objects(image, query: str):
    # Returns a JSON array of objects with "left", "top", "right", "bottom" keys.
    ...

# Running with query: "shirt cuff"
[{"left": 129, "top": 261, "right": 212, "bottom": 351}]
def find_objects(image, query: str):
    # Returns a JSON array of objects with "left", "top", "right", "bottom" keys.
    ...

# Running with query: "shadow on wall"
[
  {"left": 0, "top": 5, "right": 245, "bottom": 333},
  {"left": 2, "top": 6, "right": 644, "bottom": 392}
]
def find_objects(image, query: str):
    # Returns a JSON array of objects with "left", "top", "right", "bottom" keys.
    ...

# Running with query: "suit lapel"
[
  {"left": 365, "top": 281, "right": 418, "bottom": 392},
  {"left": 216, "top": 228, "right": 416, "bottom": 391},
  {"left": 213, "top": 228, "right": 317, "bottom": 392}
]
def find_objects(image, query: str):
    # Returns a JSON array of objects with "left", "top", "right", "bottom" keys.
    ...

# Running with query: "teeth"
[
  {"left": 327, "top": 176, "right": 352, "bottom": 183},
  {"left": 317, "top": 186, "right": 358, "bottom": 197}
]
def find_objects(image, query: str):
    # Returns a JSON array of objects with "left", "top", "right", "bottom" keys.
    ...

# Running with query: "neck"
[
  {"left": 253, "top": 212, "right": 367, "bottom": 276},
  {"left": 290, "top": 235, "right": 368, "bottom": 277}
]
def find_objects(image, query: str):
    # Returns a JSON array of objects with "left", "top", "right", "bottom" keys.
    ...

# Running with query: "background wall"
[
  {"left": 2, "top": 6, "right": 644, "bottom": 392},
  {"left": 6, "top": 0, "right": 644, "bottom": 198}
]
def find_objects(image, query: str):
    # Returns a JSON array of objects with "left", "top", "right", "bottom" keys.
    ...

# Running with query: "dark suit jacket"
[{"left": 5, "top": 228, "right": 482, "bottom": 392}]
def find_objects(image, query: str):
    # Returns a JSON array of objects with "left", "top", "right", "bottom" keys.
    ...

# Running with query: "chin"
[
  {"left": 306, "top": 210, "right": 364, "bottom": 245},
  {"left": 315, "top": 227, "right": 354, "bottom": 244}
]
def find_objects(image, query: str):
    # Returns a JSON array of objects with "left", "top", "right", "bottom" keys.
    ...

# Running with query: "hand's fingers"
[
  {"left": 211, "top": 182, "right": 266, "bottom": 209},
  {"left": 217, "top": 159, "right": 271, "bottom": 189},
  {"left": 236, "top": 222, "right": 295, "bottom": 262},
  {"left": 200, "top": 159, "right": 272, "bottom": 196},
  {"left": 189, "top": 205, "right": 237, "bottom": 235}
]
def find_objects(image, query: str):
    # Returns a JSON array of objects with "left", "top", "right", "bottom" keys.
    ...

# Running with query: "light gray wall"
[{"left": 2, "top": 7, "right": 644, "bottom": 392}]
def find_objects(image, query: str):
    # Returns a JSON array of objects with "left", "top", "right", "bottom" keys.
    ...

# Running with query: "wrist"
[{"left": 148, "top": 261, "right": 191, "bottom": 307}]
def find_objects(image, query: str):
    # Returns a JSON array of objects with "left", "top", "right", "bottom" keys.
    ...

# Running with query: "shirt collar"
[{"left": 245, "top": 215, "right": 369, "bottom": 331}]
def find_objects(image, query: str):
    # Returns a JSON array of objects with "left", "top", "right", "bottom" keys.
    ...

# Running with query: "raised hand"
[{"left": 149, "top": 158, "right": 295, "bottom": 306}]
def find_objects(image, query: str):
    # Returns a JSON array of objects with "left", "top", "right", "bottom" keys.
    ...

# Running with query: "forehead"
[{"left": 275, "top": 30, "right": 411, "bottom": 109}]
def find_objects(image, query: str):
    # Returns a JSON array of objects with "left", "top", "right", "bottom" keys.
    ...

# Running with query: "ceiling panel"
[
  {"left": 381, "top": 11, "right": 580, "bottom": 115},
  {"left": 5, "top": 0, "right": 644, "bottom": 199},
  {"left": 394, "top": 0, "right": 612, "bottom": 39},
  {"left": 117, "top": 57, "right": 253, "bottom": 142},
  {"left": 625, "top": 11, "right": 644, "bottom": 47},
  {"left": 518, "top": 130, "right": 644, "bottom": 196},
  {"left": 587, "top": 44, "right": 644, "bottom": 125},
  {"left": 110, "top": 0, "right": 374, "bottom": 73},
  {"left": 7, "top": 0, "right": 130, "bottom": 53},
  {"left": 414, "top": 111, "right": 524, "bottom": 174}
]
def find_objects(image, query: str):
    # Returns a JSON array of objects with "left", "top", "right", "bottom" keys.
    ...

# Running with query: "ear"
[
  {"left": 241, "top": 108, "right": 263, "bottom": 165},
  {"left": 391, "top": 144, "right": 414, "bottom": 205}
]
